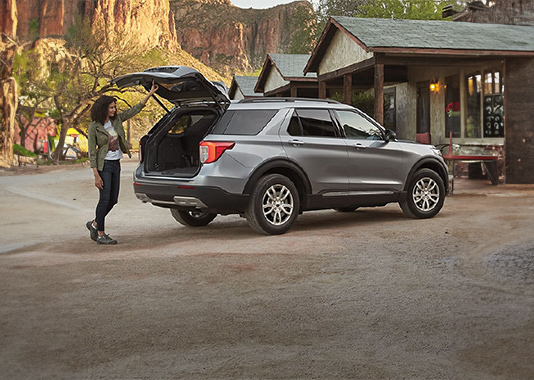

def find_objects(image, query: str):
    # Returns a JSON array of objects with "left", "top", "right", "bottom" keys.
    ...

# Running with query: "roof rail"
[{"left": 238, "top": 97, "right": 340, "bottom": 104}]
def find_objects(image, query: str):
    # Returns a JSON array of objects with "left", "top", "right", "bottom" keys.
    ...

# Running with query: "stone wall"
[{"left": 504, "top": 58, "right": 534, "bottom": 183}]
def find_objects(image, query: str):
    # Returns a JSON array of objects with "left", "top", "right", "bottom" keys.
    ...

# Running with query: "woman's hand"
[
  {"left": 141, "top": 81, "right": 159, "bottom": 105},
  {"left": 149, "top": 81, "right": 158, "bottom": 95},
  {"left": 94, "top": 174, "right": 104, "bottom": 190}
]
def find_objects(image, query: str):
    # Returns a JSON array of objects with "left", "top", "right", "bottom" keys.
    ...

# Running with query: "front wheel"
[
  {"left": 245, "top": 174, "right": 300, "bottom": 235},
  {"left": 170, "top": 209, "right": 217, "bottom": 227},
  {"left": 400, "top": 168, "right": 445, "bottom": 219}
]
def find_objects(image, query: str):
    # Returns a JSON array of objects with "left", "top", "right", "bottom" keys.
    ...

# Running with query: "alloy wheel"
[
  {"left": 412, "top": 177, "right": 440, "bottom": 212},
  {"left": 262, "top": 184, "right": 294, "bottom": 226}
]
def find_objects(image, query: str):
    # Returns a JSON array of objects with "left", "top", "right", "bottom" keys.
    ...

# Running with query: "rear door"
[
  {"left": 112, "top": 66, "right": 230, "bottom": 110},
  {"left": 281, "top": 109, "right": 349, "bottom": 195}
]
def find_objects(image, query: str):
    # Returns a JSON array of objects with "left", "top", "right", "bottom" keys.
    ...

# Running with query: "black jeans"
[{"left": 95, "top": 160, "right": 121, "bottom": 232}]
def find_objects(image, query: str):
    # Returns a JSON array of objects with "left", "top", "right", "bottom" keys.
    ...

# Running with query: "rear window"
[{"left": 211, "top": 110, "right": 277, "bottom": 135}]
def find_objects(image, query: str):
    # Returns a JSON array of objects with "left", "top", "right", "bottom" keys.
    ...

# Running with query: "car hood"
[{"left": 112, "top": 66, "right": 230, "bottom": 109}]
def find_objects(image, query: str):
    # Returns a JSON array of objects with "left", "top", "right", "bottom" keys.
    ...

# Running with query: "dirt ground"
[{"left": 1, "top": 159, "right": 533, "bottom": 379}]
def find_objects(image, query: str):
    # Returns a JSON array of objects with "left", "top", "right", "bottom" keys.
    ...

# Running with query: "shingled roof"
[
  {"left": 306, "top": 16, "right": 534, "bottom": 73},
  {"left": 268, "top": 54, "right": 317, "bottom": 78},
  {"left": 229, "top": 76, "right": 262, "bottom": 99},
  {"left": 333, "top": 16, "right": 534, "bottom": 52},
  {"left": 256, "top": 54, "right": 316, "bottom": 93}
]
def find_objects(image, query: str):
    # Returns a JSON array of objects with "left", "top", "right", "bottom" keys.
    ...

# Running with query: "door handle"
[
  {"left": 289, "top": 139, "right": 304, "bottom": 147},
  {"left": 352, "top": 143, "right": 366, "bottom": 150}
]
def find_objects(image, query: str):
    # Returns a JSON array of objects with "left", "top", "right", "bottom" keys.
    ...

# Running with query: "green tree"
[
  {"left": 29, "top": 16, "right": 148, "bottom": 162},
  {"left": 287, "top": 3, "right": 319, "bottom": 54},
  {"left": 357, "top": 0, "right": 451, "bottom": 20},
  {"left": 313, "top": 0, "right": 465, "bottom": 21}
]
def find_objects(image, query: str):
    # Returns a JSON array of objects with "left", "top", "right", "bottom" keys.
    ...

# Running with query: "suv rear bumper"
[{"left": 133, "top": 180, "right": 248, "bottom": 214}]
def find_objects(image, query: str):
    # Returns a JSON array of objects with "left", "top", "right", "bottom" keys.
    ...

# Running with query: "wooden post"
[
  {"left": 343, "top": 74, "right": 352, "bottom": 105},
  {"left": 290, "top": 86, "right": 298, "bottom": 98},
  {"left": 374, "top": 59, "right": 384, "bottom": 125},
  {"left": 319, "top": 81, "right": 327, "bottom": 99}
]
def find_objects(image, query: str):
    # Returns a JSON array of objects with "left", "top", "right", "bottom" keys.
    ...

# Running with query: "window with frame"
[
  {"left": 483, "top": 71, "right": 504, "bottom": 138},
  {"left": 288, "top": 109, "right": 337, "bottom": 137},
  {"left": 445, "top": 75, "right": 461, "bottom": 138},
  {"left": 336, "top": 110, "right": 383, "bottom": 140},
  {"left": 466, "top": 72, "right": 482, "bottom": 138},
  {"left": 383, "top": 88, "right": 396, "bottom": 131}
]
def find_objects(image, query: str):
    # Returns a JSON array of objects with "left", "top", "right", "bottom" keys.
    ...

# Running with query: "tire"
[
  {"left": 400, "top": 168, "right": 445, "bottom": 219},
  {"left": 245, "top": 174, "right": 300, "bottom": 235},
  {"left": 334, "top": 207, "right": 358, "bottom": 213},
  {"left": 170, "top": 209, "right": 217, "bottom": 227}
]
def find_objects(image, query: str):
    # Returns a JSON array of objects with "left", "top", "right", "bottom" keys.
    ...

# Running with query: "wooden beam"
[
  {"left": 318, "top": 58, "right": 375, "bottom": 82},
  {"left": 381, "top": 55, "right": 503, "bottom": 67},
  {"left": 370, "top": 47, "right": 534, "bottom": 57},
  {"left": 319, "top": 81, "right": 327, "bottom": 99},
  {"left": 374, "top": 57, "right": 384, "bottom": 125},
  {"left": 343, "top": 74, "right": 352, "bottom": 105}
]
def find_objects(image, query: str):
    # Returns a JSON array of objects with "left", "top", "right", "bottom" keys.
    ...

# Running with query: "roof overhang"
[{"left": 305, "top": 17, "right": 534, "bottom": 75}]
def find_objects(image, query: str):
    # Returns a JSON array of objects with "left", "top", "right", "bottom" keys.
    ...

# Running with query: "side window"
[
  {"left": 168, "top": 114, "right": 212, "bottom": 135},
  {"left": 168, "top": 114, "right": 192, "bottom": 135},
  {"left": 336, "top": 110, "right": 383, "bottom": 140},
  {"left": 210, "top": 110, "right": 277, "bottom": 135},
  {"left": 287, "top": 112, "right": 302, "bottom": 136},
  {"left": 296, "top": 109, "right": 337, "bottom": 137}
]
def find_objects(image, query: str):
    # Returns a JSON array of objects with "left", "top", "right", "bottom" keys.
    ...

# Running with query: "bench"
[{"left": 440, "top": 132, "right": 501, "bottom": 193}]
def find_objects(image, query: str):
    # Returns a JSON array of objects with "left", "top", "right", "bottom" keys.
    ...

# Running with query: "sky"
[{"left": 230, "top": 0, "right": 310, "bottom": 9}]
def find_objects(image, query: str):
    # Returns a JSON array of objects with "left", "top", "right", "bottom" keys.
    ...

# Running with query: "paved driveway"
[{"left": 1, "top": 160, "right": 533, "bottom": 379}]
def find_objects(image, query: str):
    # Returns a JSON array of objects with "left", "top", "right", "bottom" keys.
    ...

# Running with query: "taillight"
[
  {"left": 199, "top": 141, "right": 235, "bottom": 163},
  {"left": 139, "top": 137, "right": 146, "bottom": 162}
]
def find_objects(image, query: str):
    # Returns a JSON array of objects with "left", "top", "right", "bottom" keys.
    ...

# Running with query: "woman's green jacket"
[{"left": 88, "top": 102, "right": 145, "bottom": 171}]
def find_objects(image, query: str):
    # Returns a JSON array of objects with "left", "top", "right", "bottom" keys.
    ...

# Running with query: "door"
[
  {"left": 281, "top": 109, "right": 349, "bottom": 195},
  {"left": 334, "top": 109, "right": 405, "bottom": 193},
  {"left": 417, "top": 81, "right": 431, "bottom": 143}
]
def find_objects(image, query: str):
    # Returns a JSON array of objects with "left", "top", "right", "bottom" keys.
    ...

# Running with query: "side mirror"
[{"left": 385, "top": 129, "right": 397, "bottom": 142}]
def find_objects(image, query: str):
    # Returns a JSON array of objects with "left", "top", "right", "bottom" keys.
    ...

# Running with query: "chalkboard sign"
[{"left": 483, "top": 94, "right": 504, "bottom": 138}]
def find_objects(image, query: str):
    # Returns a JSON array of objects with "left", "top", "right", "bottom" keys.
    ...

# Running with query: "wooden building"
[
  {"left": 228, "top": 76, "right": 262, "bottom": 100},
  {"left": 255, "top": 54, "right": 318, "bottom": 98},
  {"left": 303, "top": 16, "right": 534, "bottom": 184}
]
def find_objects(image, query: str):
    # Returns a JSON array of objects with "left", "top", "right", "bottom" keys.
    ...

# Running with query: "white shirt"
[{"left": 103, "top": 120, "right": 123, "bottom": 161}]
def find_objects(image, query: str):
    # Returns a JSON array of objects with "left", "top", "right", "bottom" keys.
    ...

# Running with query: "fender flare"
[
  {"left": 243, "top": 158, "right": 312, "bottom": 196},
  {"left": 404, "top": 157, "right": 449, "bottom": 192}
]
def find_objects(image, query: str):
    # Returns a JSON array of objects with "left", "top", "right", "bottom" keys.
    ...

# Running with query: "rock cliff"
[
  {"left": 170, "top": 0, "right": 314, "bottom": 74},
  {"left": 15, "top": 0, "right": 179, "bottom": 51},
  {"left": 12, "top": 0, "right": 312, "bottom": 76}
]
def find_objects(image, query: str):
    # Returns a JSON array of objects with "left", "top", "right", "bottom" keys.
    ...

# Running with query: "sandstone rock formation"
[
  {"left": 16, "top": 0, "right": 179, "bottom": 51},
  {"left": 170, "top": 0, "right": 314, "bottom": 74}
]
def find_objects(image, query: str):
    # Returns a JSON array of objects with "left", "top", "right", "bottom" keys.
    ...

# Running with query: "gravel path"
[{"left": 1, "top": 161, "right": 533, "bottom": 379}]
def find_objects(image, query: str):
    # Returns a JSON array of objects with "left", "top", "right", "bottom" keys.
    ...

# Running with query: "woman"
[{"left": 86, "top": 83, "right": 158, "bottom": 244}]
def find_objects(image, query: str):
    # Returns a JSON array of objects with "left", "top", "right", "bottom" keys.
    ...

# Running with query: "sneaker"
[
  {"left": 86, "top": 220, "right": 98, "bottom": 241},
  {"left": 96, "top": 234, "right": 117, "bottom": 245}
]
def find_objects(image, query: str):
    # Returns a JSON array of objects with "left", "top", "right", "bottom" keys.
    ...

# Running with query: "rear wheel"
[
  {"left": 170, "top": 209, "right": 217, "bottom": 227},
  {"left": 400, "top": 168, "right": 445, "bottom": 219},
  {"left": 245, "top": 174, "right": 300, "bottom": 235}
]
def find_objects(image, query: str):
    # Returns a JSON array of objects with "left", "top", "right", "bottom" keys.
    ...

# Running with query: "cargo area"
[{"left": 144, "top": 109, "right": 219, "bottom": 176}]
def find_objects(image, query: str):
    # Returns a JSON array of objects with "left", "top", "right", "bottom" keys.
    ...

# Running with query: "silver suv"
[{"left": 113, "top": 66, "right": 448, "bottom": 235}]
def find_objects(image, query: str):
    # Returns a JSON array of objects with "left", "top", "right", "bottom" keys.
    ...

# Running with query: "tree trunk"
[
  {"left": 52, "top": 117, "right": 70, "bottom": 163},
  {"left": 0, "top": 36, "right": 17, "bottom": 168},
  {"left": 0, "top": 0, "right": 18, "bottom": 167}
]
